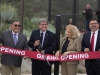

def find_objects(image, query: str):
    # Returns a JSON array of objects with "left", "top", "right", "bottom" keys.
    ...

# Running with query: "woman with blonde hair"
[{"left": 55, "top": 25, "right": 81, "bottom": 75}]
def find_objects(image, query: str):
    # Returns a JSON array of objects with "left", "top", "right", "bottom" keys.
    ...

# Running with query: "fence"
[{"left": 51, "top": 14, "right": 97, "bottom": 32}]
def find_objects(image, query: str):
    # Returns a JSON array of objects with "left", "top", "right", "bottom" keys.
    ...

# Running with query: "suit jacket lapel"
[
  {"left": 61, "top": 38, "right": 66, "bottom": 48},
  {"left": 95, "top": 30, "right": 100, "bottom": 51},
  {"left": 67, "top": 38, "right": 74, "bottom": 47},
  {"left": 59, "top": 37, "right": 66, "bottom": 54},
  {"left": 61, "top": 38, "right": 74, "bottom": 48},
  {"left": 60, "top": 37, "right": 74, "bottom": 53},
  {"left": 88, "top": 32, "right": 91, "bottom": 48},
  {"left": 9, "top": 30, "right": 15, "bottom": 46},
  {"left": 37, "top": 30, "right": 40, "bottom": 40}
]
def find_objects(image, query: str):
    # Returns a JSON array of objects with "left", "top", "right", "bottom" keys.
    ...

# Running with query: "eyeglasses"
[
  {"left": 13, "top": 24, "right": 21, "bottom": 27},
  {"left": 90, "top": 23, "right": 98, "bottom": 25}
]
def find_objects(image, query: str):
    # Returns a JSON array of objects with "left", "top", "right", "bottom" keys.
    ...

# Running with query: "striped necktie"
[{"left": 13, "top": 34, "right": 18, "bottom": 45}]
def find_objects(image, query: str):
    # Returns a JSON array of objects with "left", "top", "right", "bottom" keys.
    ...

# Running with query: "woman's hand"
[
  {"left": 62, "top": 51, "right": 70, "bottom": 57},
  {"left": 23, "top": 56, "right": 28, "bottom": 60},
  {"left": 55, "top": 51, "right": 59, "bottom": 57}
]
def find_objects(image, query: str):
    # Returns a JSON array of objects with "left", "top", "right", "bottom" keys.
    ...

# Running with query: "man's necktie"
[
  {"left": 13, "top": 34, "right": 17, "bottom": 45},
  {"left": 90, "top": 33, "right": 95, "bottom": 51},
  {"left": 40, "top": 33, "right": 43, "bottom": 47}
]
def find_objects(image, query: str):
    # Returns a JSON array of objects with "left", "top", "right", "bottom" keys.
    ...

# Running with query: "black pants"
[
  {"left": 32, "top": 60, "right": 51, "bottom": 75},
  {"left": 86, "top": 59, "right": 100, "bottom": 75}
]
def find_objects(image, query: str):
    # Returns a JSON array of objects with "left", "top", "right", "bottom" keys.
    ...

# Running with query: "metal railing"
[{"left": 51, "top": 14, "right": 97, "bottom": 31}]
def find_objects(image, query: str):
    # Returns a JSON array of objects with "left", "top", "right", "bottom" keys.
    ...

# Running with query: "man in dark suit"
[
  {"left": 83, "top": 4, "right": 92, "bottom": 31},
  {"left": 82, "top": 19, "right": 100, "bottom": 75},
  {"left": 95, "top": 9, "right": 100, "bottom": 25},
  {"left": 0, "top": 20, "right": 28, "bottom": 75},
  {"left": 28, "top": 18, "right": 56, "bottom": 75}
]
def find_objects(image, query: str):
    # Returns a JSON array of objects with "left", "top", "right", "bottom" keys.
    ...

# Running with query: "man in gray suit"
[{"left": 0, "top": 20, "right": 28, "bottom": 75}]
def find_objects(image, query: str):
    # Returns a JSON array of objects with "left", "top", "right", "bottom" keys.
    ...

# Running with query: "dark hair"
[
  {"left": 11, "top": 20, "right": 20, "bottom": 24},
  {"left": 90, "top": 19, "right": 99, "bottom": 23}
]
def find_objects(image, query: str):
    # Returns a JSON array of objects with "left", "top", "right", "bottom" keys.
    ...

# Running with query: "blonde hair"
[{"left": 66, "top": 25, "right": 80, "bottom": 38}]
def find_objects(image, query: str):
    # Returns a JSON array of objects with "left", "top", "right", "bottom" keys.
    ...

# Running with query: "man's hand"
[
  {"left": 83, "top": 10, "right": 86, "bottom": 13},
  {"left": 36, "top": 49, "right": 40, "bottom": 52},
  {"left": 94, "top": 12, "right": 96, "bottom": 15},
  {"left": 34, "top": 40, "right": 40, "bottom": 46},
  {"left": 84, "top": 48, "right": 90, "bottom": 52},
  {"left": 23, "top": 56, "right": 28, "bottom": 60},
  {"left": 41, "top": 50, "right": 45, "bottom": 54},
  {"left": 99, "top": 49, "right": 100, "bottom": 51},
  {"left": 36, "top": 49, "right": 45, "bottom": 54}
]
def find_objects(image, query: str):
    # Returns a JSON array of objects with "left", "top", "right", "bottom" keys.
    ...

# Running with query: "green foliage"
[
  {"left": 23, "top": 17, "right": 40, "bottom": 38},
  {"left": 0, "top": 3, "right": 18, "bottom": 23},
  {"left": 23, "top": 17, "right": 41, "bottom": 38},
  {"left": 23, "top": 29, "right": 31, "bottom": 39},
  {"left": 61, "top": 29, "right": 65, "bottom": 37},
  {"left": 1, "top": 0, "right": 99, "bottom": 37},
  {"left": 24, "top": 16, "right": 33, "bottom": 30},
  {"left": 48, "top": 21, "right": 56, "bottom": 33},
  {"left": 0, "top": 23, "right": 10, "bottom": 33},
  {"left": 78, "top": 69, "right": 82, "bottom": 73},
  {"left": 31, "top": 17, "right": 40, "bottom": 30},
  {"left": 1, "top": 0, "right": 98, "bottom": 20}
]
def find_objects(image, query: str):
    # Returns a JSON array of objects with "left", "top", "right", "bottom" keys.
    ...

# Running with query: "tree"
[{"left": 0, "top": 3, "right": 18, "bottom": 23}]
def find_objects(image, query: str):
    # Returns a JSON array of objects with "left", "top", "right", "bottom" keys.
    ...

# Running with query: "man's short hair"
[
  {"left": 11, "top": 20, "right": 20, "bottom": 24},
  {"left": 39, "top": 18, "right": 48, "bottom": 24},
  {"left": 90, "top": 19, "right": 98, "bottom": 23}
]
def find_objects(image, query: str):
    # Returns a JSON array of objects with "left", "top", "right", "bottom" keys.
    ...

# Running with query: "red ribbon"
[{"left": 0, "top": 46, "right": 100, "bottom": 62}]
